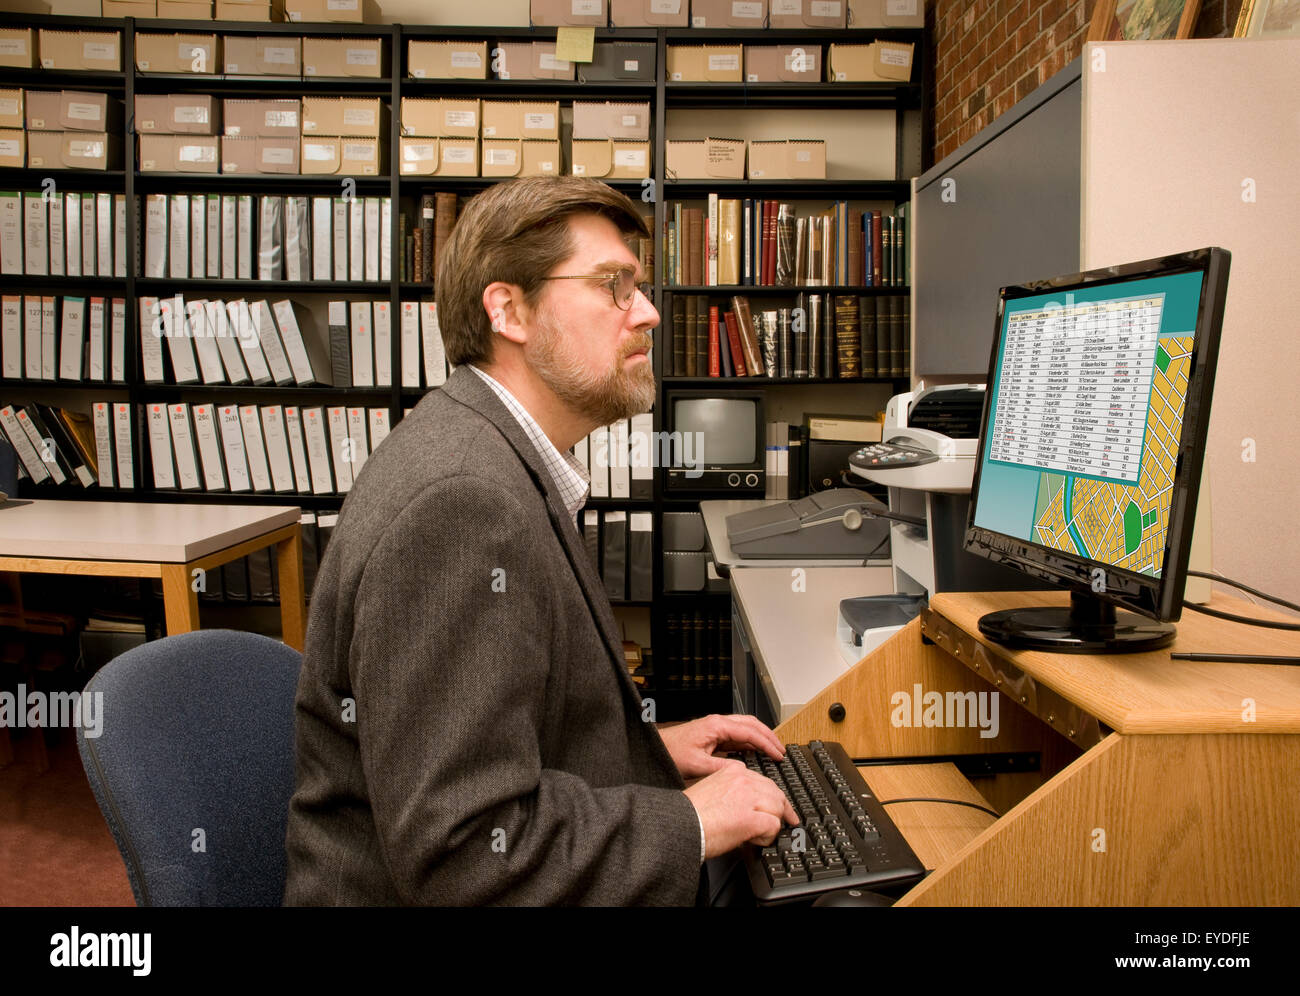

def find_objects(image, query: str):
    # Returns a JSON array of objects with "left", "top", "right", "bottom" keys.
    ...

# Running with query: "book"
[
  {"left": 833, "top": 294, "right": 860, "bottom": 378},
  {"left": 722, "top": 309, "right": 747, "bottom": 378},
  {"left": 717, "top": 198, "right": 740, "bottom": 285},
  {"left": 730, "top": 295, "right": 764, "bottom": 377},
  {"left": 707, "top": 305, "right": 720, "bottom": 377}
]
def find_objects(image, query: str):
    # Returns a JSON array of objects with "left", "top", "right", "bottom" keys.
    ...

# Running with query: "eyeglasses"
[{"left": 538, "top": 268, "right": 652, "bottom": 311}]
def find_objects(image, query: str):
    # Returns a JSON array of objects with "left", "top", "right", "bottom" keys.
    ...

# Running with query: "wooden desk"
[
  {"left": 775, "top": 590, "right": 1300, "bottom": 905},
  {"left": 0, "top": 500, "right": 305, "bottom": 651}
]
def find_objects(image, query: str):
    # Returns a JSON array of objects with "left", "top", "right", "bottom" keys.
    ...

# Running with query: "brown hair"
[{"left": 435, "top": 176, "right": 651, "bottom": 366}]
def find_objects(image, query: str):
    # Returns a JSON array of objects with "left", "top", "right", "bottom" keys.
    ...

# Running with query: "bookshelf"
[{"left": 0, "top": 10, "right": 927, "bottom": 718}]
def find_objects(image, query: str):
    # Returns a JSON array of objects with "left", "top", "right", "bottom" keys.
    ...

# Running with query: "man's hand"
[
  {"left": 684, "top": 761, "right": 799, "bottom": 859},
  {"left": 658, "top": 713, "right": 785, "bottom": 781}
]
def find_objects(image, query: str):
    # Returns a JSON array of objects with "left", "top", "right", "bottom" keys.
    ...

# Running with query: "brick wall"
[{"left": 927, "top": 0, "right": 1244, "bottom": 164}]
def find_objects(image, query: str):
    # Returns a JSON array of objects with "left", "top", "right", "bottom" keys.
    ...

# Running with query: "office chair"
[{"left": 76, "top": 629, "right": 302, "bottom": 906}]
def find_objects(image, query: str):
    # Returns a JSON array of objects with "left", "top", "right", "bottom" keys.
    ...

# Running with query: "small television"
[
  {"left": 664, "top": 391, "right": 765, "bottom": 495},
  {"left": 964, "top": 247, "right": 1230, "bottom": 652}
]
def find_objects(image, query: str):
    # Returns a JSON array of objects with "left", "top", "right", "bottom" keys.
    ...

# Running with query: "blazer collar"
[{"left": 440, "top": 367, "right": 643, "bottom": 703}]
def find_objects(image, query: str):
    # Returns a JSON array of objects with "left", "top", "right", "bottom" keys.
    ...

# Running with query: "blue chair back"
[{"left": 77, "top": 630, "right": 302, "bottom": 906}]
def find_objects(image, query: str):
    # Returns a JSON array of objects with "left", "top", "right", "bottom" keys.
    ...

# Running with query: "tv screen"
[{"left": 674, "top": 398, "right": 758, "bottom": 466}]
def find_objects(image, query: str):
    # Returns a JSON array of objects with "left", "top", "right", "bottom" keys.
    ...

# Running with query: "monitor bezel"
[
  {"left": 964, "top": 246, "right": 1230, "bottom": 622},
  {"left": 664, "top": 390, "right": 766, "bottom": 471}
]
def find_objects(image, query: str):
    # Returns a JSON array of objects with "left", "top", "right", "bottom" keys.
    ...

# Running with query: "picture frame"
[
  {"left": 1087, "top": 0, "right": 1202, "bottom": 42},
  {"left": 1235, "top": 0, "right": 1300, "bottom": 37}
]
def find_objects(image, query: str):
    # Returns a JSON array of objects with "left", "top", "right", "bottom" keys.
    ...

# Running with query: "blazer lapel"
[{"left": 440, "top": 368, "right": 643, "bottom": 707}]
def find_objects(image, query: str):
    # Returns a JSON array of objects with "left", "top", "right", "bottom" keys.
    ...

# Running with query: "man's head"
[{"left": 437, "top": 176, "right": 659, "bottom": 431}]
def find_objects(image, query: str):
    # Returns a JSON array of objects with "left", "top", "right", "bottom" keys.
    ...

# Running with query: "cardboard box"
[
  {"left": 571, "top": 139, "right": 650, "bottom": 179},
  {"left": 689, "top": 0, "right": 767, "bottom": 28},
  {"left": 482, "top": 138, "right": 561, "bottom": 177},
  {"left": 39, "top": 31, "right": 121, "bottom": 72},
  {"left": 407, "top": 40, "right": 487, "bottom": 80},
  {"left": 768, "top": 0, "right": 846, "bottom": 28},
  {"left": 0, "top": 90, "right": 22, "bottom": 131},
  {"left": 26, "top": 91, "right": 122, "bottom": 134},
  {"left": 101, "top": 0, "right": 156, "bottom": 15},
  {"left": 135, "top": 94, "right": 219, "bottom": 134},
  {"left": 610, "top": 0, "right": 687, "bottom": 26},
  {"left": 436, "top": 137, "right": 477, "bottom": 176},
  {"left": 482, "top": 100, "right": 558, "bottom": 140},
  {"left": 223, "top": 35, "right": 301, "bottom": 76},
  {"left": 223, "top": 98, "right": 300, "bottom": 137},
  {"left": 215, "top": 0, "right": 285, "bottom": 19},
  {"left": 26, "top": 131, "right": 121, "bottom": 171},
  {"left": 300, "top": 136, "right": 382, "bottom": 175},
  {"left": 285, "top": 0, "right": 362, "bottom": 22},
  {"left": 399, "top": 98, "right": 438, "bottom": 137},
  {"left": 155, "top": 0, "right": 213, "bottom": 16},
  {"left": 303, "top": 37, "right": 384, "bottom": 78},
  {"left": 135, "top": 33, "right": 218, "bottom": 74},
  {"left": 664, "top": 136, "right": 744, "bottom": 179},
  {"left": 666, "top": 45, "right": 742, "bottom": 82},
  {"left": 529, "top": 0, "right": 608, "bottom": 26},
  {"left": 0, "top": 29, "right": 34, "bottom": 69},
  {"left": 826, "top": 41, "right": 913, "bottom": 82},
  {"left": 139, "top": 134, "right": 220, "bottom": 173},
  {"left": 578, "top": 41, "right": 655, "bottom": 82},
  {"left": 398, "top": 136, "right": 438, "bottom": 175},
  {"left": 747, "top": 138, "right": 825, "bottom": 179},
  {"left": 744, "top": 44, "right": 821, "bottom": 82},
  {"left": 493, "top": 42, "right": 574, "bottom": 80},
  {"left": 572, "top": 101, "right": 650, "bottom": 141},
  {"left": 220, "top": 135, "right": 298, "bottom": 173},
  {"left": 302, "top": 97, "right": 385, "bottom": 137},
  {"left": 847, "top": 0, "right": 923, "bottom": 28},
  {"left": 0, "top": 130, "right": 23, "bottom": 169}
]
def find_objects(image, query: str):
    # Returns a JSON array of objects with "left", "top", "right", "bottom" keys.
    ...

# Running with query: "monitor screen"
[
  {"left": 674, "top": 398, "right": 758, "bottom": 466},
  {"left": 965, "top": 247, "right": 1229, "bottom": 652}
]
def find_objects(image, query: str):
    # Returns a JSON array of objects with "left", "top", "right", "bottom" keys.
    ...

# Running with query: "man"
[{"left": 284, "top": 176, "right": 795, "bottom": 906}]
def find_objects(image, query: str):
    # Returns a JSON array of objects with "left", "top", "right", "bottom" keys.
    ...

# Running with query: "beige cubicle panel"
[{"left": 1080, "top": 37, "right": 1300, "bottom": 609}]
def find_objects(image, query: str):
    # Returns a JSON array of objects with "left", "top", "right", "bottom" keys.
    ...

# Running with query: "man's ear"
[{"left": 482, "top": 282, "right": 530, "bottom": 347}]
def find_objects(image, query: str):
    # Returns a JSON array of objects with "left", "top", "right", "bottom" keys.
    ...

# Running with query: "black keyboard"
[{"left": 733, "top": 740, "right": 926, "bottom": 905}]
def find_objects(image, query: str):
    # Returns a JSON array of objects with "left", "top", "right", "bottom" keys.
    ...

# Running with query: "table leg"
[
  {"left": 161, "top": 564, "right": 201, "bottom": 637},
  {"left": 275, "top": 529, "right": 306, "bottom": 653}
]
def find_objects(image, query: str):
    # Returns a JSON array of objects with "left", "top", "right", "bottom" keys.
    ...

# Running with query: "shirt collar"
[{"left": 469, "top": 364, "right": 590, "bottom": 522}]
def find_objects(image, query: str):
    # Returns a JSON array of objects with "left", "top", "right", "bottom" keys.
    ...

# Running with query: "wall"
[{"left": 928, "top": 0, "right": 1245, "bottom": 164}]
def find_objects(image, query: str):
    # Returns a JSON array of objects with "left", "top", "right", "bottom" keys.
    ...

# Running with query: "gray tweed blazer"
[{"left": 283, "top": 365, "right": 702, "bottom": 905}]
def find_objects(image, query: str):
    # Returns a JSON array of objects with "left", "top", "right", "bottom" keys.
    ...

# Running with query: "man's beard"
[{"left": 527, "top": 306, "right": 656, "bottom": 427}]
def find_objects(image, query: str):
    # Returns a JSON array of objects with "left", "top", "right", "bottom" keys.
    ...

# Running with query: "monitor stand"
[{"left": 977, "top": 590, "right": 1175, "bottom": 653}]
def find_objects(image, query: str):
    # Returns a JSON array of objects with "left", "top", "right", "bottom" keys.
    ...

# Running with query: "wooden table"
[
  {"left": 773, "top": 589, "right": 1300, "bottom": 905},
  {"left": 0, "top": 500, "right": 305, "bottom": 650}
]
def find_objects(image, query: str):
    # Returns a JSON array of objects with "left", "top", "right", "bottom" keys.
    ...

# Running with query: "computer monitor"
[{"left": 964, "top": 247, "right": 1230, "bottom": 652}]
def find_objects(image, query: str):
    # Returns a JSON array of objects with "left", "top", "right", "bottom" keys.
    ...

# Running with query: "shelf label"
[
  {"left": 83, "top": 42, "right": 117, "bottom": 62},
  {"left": 179, "top": 144, "right": 217, "bottom": 163},
  {"left": 66, "top": 101, "right": 101, "bottom": 122}
]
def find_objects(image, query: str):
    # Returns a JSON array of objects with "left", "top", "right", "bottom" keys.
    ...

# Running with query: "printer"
[{"left": 836, "top": 383, "right": 1041, "bottom": 664}]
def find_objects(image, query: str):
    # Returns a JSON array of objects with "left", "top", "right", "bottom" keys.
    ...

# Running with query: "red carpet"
[{"left": 0, "top": 728, "right": 135, "bottom": 906}]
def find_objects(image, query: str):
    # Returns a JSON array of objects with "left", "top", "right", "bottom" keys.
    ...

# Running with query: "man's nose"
[{"left": 629, "top": 288, "right": 659, "bottom": 331}]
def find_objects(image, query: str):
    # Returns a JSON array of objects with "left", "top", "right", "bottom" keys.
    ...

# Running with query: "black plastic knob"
[{"left": 828, "top": 702, "right": 846, "bottom": 723}]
